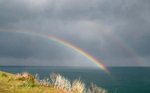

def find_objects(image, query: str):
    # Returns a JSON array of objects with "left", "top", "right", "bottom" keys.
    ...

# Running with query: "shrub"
[
  {"left": 34, "top": 73, "right": 40, "bottom": 81},
  {"left": 16, "top": 72, "right": 35, "bottom": 83},
  {"left": 50, "top": 73, "right": 57, "bottom": 85},
  {"left": 50, "top": 73, "right": 71, "bottom": 91},
  {"left": 1, "top": 73, "right": 7, "bottom": 77},
  {"left": 16, "top": 72, "right": 36, "bottom": 88},
  {"left": 20, "top": 72, "right": 108, "bottom": 93},
  {"left": 18, "top": 81, "right": 36, "bottom": 88},
  {"left": 50, "top": 73, "right": 107, "bottom": 93},
  {"left": 87, "top": 83, "right": 108, "bottom": 93},
  {"left": 72, "top": 80, "right": 85, "bottom": 93},
  {"left": 39, "top": 77, "right": 51, "bottom": 86}
]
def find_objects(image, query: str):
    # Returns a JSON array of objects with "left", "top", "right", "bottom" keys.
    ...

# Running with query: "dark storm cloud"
[
  {"left": 0, "top": 0, "right": 150, "bottom": 66},
  {"left": 0, "top": 31, "right": 96, "bottom": 66},
  {"left": 0, "top": 32, "right": 71, "bottom": 59}
]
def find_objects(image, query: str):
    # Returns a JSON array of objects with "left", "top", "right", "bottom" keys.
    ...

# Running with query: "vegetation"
[
  {"left": 0, "top": 71, "right": 107, "bottom": 93},
  {"left": 1, "top": 73, "right": 7, "bottom": 77}
]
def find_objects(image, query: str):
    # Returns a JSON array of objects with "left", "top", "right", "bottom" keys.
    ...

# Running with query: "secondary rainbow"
[{"left": 0, "top": 30, "right": 111, "bottom": 75}]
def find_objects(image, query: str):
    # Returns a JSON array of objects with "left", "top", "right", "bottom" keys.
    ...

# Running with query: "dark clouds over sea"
[{"left": 0, "top": 0, "right": 150, "bottom": 66}]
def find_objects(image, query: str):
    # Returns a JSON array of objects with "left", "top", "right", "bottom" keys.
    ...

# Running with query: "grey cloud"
[
  {"left": 0, "top": 0, "right": 150, "bottom": 66},
  {"left": 0, "top": 32, "right": 72, "bottom": 59},
  {"left": 0, "top": 57, "right": 96, "bottom": 67},
  {"left": 0, "top": 31, "right": 97, "bottom": 67}
]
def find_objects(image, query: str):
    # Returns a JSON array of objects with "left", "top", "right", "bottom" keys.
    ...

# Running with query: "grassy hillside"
[
  {"left": 0, "top": 71, "right": 107, "bottom": 93},
  {"left": 0, "top": 71, "right": 70, "bottom": 93}
]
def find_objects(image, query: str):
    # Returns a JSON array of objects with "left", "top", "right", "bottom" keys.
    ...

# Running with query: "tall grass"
[
  {"left": 72, "top": 80, "right": 85, "bottom": 93},
  {"left": 87, "top": 83, "right": 108, "bottom": 93},
  {"left": 50, "top": 73, "right": 71, "bottom": 91},
  {"left": 16, "top": 72, "right": 107, "bottom": 93},
  {"left": 39, "top": 73, "right": 107, "bottom": 93},
  {"left": 15, "top": 72, "right": 36, "bottom": 88},
  {"left": 1, "top": 73, "right": 8, "bottom": 77}
]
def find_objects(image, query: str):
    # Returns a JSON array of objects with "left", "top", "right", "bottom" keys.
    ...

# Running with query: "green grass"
[{"left": 0, "top": 71, "right": 69, "bottom": 93}]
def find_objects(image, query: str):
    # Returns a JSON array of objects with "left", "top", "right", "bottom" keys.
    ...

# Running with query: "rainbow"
[
  {"left": 48, "top": 35, "right": 110, "bottom": 75},
  {"left": 0, "top": 30, "right": 111, "bottom": 75},
  {"left": 104, "top": 33, "right": 142, "bottom": 66}
]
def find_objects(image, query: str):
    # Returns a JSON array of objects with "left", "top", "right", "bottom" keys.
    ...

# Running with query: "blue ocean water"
[{"left": 0, "top": 66, "right": 150, "bottom": 93}]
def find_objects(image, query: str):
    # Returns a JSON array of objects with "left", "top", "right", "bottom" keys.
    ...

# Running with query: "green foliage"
[
  {"left": 16, "top": 72, "right": 35, "bottom": 83},
  {"left": 18, "top": 81, "right": 36, "bottom": 88},
  {"left": 1, "top": 73, "right": 7, "bottom": 77}
]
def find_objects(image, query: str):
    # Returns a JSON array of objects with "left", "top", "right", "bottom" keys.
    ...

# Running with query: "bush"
[
  {"left": 18, "top": 81, "right": 36, "bottom": 88},
  {"left": 50, "top": 73, "right": 71, "bottom": 91},
  {"left": 87, "top": 83, "right": 108, "bottom": 93},
  {"left": 34, "top": 73, "right": 40, "bottom": 81},
  {"left": 72, "top": 80, "right": 85, "bottom": 93},
  {"left": 39, "top": 77, "right": 51, "bottom": 86},
  {"left": 29, "top": 72, "right": 108, "bottom": 93},
  {"left": 16, "top": 72, "right": 35, "bottom": 83},
  {"left": 49, "top": 73, "right": 107, "bottom": 93},
  {"left": 1, "top": 73, "right": 7, "bottom": 77}
]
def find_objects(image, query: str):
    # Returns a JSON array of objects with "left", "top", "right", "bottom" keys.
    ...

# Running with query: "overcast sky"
[{"left": 0, "top": 0, "right": 150, "bottom": 67}]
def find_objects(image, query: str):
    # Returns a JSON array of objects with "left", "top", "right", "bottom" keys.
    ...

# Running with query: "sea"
[{"left": 0, "top": 66, "right": 150, "bottom": 93}]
